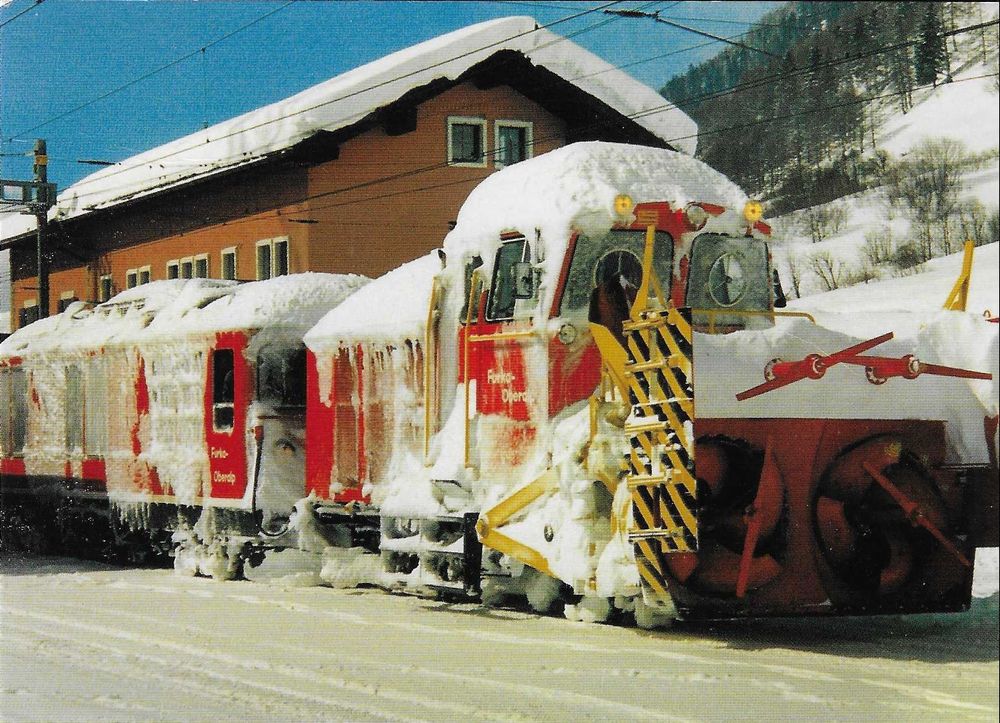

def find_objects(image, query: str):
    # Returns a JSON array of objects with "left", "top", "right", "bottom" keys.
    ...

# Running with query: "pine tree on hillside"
[{"left": 916, "top": 5, "right": 948, "bottom": 87}]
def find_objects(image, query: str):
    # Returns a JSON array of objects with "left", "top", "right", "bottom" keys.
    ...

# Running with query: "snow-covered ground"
[{"left": 1, "top": 551, "right": 996, "bottom": 722}]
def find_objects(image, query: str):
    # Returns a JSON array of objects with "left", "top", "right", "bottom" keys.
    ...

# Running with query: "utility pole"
[
  {"left": 34, "top": 139, "right": 50, "bottom": 319},
  {"left": 0, "top": 139, "right": 56, "bottom": 327}
]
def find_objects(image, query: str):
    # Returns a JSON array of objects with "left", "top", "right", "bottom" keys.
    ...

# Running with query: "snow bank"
[
  {"left": 695, "top": 311, "right": 997, "bottom": 465},
  {"left": 7, "top": 16, "right": 695, "bottom": 239}
]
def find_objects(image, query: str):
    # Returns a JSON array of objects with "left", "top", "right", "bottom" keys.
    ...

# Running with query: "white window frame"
[
  {"left": 447, "top": 116, "right": 488, "bottom": 168},
  {"left": 494, "top": 120, "right": 533, "bottom": 169},
  {"left": 125, "top": 268, "right": 138, "bottom": 289},
  {"left": 179, "top": 256, "right": 194, "bottom": 280},
  {"left": 194, "top": 253, "right": 209, "bottom": 279},
  {"left": 58, "top": 290, "right": 78, "bottom": 313},
  {"left": 166, "top": 259, "right": 179, "bottom": 280},
  {"left": 138, "top": 265, "right": 151, "bottom": 285},
  {"left": 256, "top": 237, "right": 290, "bottom": 280},
  {"left": 99, "top": 275, "right": 113, "bottom": 302},
  {"left": 19, "top": 299, "right": 38, "bottom": 328},
  {"left": 221, "top": 246, "right": 237, "bottom": 281}
]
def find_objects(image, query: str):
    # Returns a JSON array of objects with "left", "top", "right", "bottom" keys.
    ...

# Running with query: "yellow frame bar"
[{"left": 943, "top": 240, "right": 974, "bottom": 312}]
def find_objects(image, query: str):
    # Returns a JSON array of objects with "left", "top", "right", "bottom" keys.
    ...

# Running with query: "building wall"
[
  {"left": 11, "top": 81, "right": 566, "bottom": 327},
  {"left": 304, "top": 82, "right": 566, "bottom": 278}
]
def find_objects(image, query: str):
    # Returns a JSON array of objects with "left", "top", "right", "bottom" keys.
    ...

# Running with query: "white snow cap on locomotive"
[{"left": 444, "top": 141, "right": 749, "bottom": 313}]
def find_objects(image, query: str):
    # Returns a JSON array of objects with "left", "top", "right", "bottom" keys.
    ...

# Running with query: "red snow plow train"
[{"left": 1, "top": 144, "right": 996, "bottom": 623}]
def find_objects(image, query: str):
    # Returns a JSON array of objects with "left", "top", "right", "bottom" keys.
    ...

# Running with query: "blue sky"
[{"left": 0, "top": 1, "right": 780, "bottom": 192}]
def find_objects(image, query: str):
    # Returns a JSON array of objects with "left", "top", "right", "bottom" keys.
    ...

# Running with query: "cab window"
[
  {"left": 559, "top": 229, "right": 674, "bottom": 314},
  {"left": 685, "top": 234, "right": 770, "bottom": 313},
  {"left": 257, "top": 347, "right": 307, "bottom": 408},
  {"left": 460, "top": 255, "right": 483, "bottom": 324},
  {"left": 487, "top": 238, "right": 529, "bottom": 322}
]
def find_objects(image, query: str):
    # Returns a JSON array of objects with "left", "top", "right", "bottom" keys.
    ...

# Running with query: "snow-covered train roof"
[
  {"left": 0, "top": 274, "right": 368, "bottom": 358},
  {"left": 1, "top": 16, "right": 696, "bottom": 242},
  {"left": 305, "top": 252, "right": 441, "bottom": 350},
  {"left": 445, "top": 142, "right": 747, "bottom": 256},
  {"left": 442, "top": 142, "right": 750, "bottom": 315}
]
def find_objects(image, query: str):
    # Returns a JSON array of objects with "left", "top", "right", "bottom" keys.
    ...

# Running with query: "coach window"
[
  {"left": 212, "top": 349, "right": 235, "bottom": 432},
  {"left": 166, "top": 260, "right": 179, "bottom": 280},
  {"left": 180, "top": 257, "right": 194, "bottom": 280},
  {"left": 85, "top": 359, "right": 108, "bottom": 456},
  {"left": 448, "top": 117, "right": 487, "bottom": 167},
  {"left": 139, "top": 265, "right": 151, "bottom": 285},
  {"left": 221, "top": 247, "right": 237, "bottom": 280},
  {"left": 495, "top": 121, "right": 532, "bottom": 168},
  {"left": 65, "top": 364, "right": 84, "bottom": 452},
  {"left": 9, "top": 367, "right": 27, "bottom": 455},
  {"left": 258, "top": 347, "right": 306, "bottom": 408},
  {"left": 0, "top": 369, "right": 9, "bottom": 456},
  {"left": 487, "top": 237, "right": 530, "bottom": 322},
  {"left": 126, "top": 269, "right": 138, "bottom": 289}
]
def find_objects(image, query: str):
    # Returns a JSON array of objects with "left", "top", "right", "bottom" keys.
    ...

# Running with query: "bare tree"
[
  {"left": 785, "top": 254, "right": 804, "bottom": 299},
  {"left": 809, "top": 251, "right": 846, "bottom": 291},
  {"left": 862, "top": 227, "right": 895, "bottom": 267},
  {"left": 802, "top": 204, "right": 848, "bottom": 244},
  {"left": 885, "top": 138, "right": 970, "bottom": 262}
]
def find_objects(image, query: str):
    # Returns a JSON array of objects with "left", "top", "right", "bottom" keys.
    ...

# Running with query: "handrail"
[
  {"left": 463, "top": 270, "right": 482, "bottom": 469},
  {"left": 691, "top": 307, "right": 816, "bottom": 334},
  {"left": 423, "top": 277, "right": 441, "bottom": 464},
  {"left": 467, "top": 329, "right": 538, "bottom": 343}
]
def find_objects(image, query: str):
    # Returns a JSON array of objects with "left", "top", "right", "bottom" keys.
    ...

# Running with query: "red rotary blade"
[{"left": 736, "top": 332, "right": 894, "bottom": 401}]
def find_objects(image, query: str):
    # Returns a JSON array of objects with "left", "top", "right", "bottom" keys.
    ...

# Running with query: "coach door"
[{"left": 205, "top": 333, "right": 249, "bottom": 500}]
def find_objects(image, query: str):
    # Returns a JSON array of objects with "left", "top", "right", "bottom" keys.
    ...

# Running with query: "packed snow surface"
[
  {"left": 1, "top": 552, "right": 996, "bottom": 721},
  {"left": 0, "top": 16, "right": 696, "bottom": 242}
]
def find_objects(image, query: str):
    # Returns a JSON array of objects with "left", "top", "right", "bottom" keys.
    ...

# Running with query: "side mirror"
[{"left": 512, "top": 261, "right": 534, "bottom": 299}]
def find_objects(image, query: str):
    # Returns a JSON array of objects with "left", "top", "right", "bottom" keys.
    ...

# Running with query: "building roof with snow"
[{"left": 0, "top": 16, "right": 695, "bottom": 243}]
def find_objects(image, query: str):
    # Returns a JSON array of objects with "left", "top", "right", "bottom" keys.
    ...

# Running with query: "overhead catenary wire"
[
  {"left": 53, "top": 14, "right": 1000, "bottom": 217},
  {"left": 8, "top": 10, "right": 997, "bottom": 253},
  {"left": 7, "top": 0, "right": 299, "bottom": 141},
  {"left": 14, "top": 2, "right": 627, "bottom": 200},
  {"left": 123, "top": 68, "right": 998, "bottom": 241},
  {"left": 0, "top": 0, "right": 44, "bottom": 31},
  {"left": 64, "top": 11, "right": 999, "bottom": 209}
]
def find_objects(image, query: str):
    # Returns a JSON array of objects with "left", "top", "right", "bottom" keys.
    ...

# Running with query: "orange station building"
[{"left": 1, "top": 17, "right": 696, "bottom": 330}]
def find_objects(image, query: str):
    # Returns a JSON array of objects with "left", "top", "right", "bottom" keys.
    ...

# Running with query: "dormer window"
[{"left": 447, "top": 117, "right": 487, "bottom": 167}]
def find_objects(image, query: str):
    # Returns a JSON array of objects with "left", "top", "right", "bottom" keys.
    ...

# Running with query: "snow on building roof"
[
  {"left": 0, "top": 273, "right": 367, "bottom": 358},
  {"left": 3, "top": 16, "right": 696, "bottom": 242}
]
